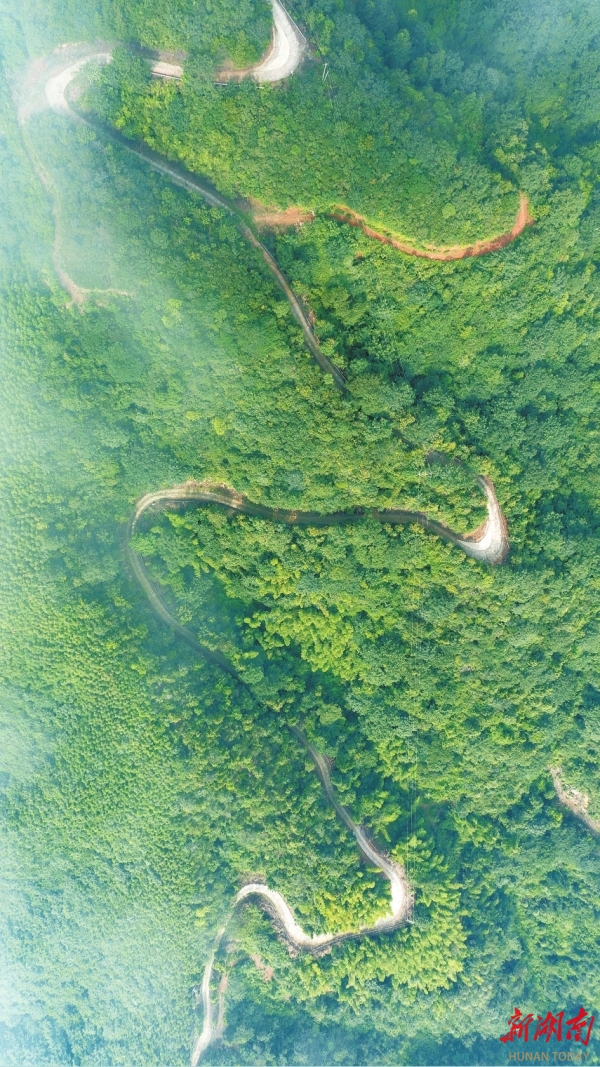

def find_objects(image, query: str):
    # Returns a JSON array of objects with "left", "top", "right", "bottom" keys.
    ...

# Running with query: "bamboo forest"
[{"left": 1, "top": 0, "right": 600, "bottom": 1063}]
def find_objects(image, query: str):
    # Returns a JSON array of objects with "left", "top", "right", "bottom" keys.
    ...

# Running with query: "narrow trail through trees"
[
  {"left": 550, "top": 767, "right": 600, "bottom": 836},
  {"left": 329, "top": 193, "right": 534, "bottom": 261}
]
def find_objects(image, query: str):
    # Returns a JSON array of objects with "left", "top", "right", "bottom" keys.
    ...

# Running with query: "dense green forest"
[{"left": 1, "top": 0, "right": 600, "bottom": 1063}]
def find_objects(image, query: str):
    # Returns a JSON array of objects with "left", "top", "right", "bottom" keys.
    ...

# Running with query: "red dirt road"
[
  {"left": 250, "top": 199, "right": 315, "bottom": 228},
  {"left": 329, "top": 192, "right": 533, "bottom": 261}
]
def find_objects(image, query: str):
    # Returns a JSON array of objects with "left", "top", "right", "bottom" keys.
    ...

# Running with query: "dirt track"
[
  {"left": 551, "top": 767, "right": 600, "bottom": 836},
  {"left": 35, "top": 50, "right": 347, "bottom": 388},
  {"left": 330, "top": 192, "right": 533, "bottom": 260},
  {"left": 251, "top": 199, "right": 315, "bottom": 228}
]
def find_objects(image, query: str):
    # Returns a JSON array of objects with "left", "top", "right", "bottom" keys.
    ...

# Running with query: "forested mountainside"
[{"left": 1, "top": 0, "right": 600, "bottom": 1063}]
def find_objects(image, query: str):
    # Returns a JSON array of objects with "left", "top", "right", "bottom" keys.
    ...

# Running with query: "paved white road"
[
  {"left": 45, "top": 52, "right": 112, "bottom": 112},
  {"left": 152, "top": 0, "right": 305, "bottom": 84},
  {"left": 457, "top": 476, "right": 509, "bottom": 564},
  {"left": 252, "top": 0, "right": 305, "bottom": 82}
]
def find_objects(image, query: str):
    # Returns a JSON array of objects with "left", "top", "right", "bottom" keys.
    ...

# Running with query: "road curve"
[
  {"left": 251, "top": 0, "right": 306, "bottom": 83},
  {"left": 217, "top": 0, "right": 306, "bottom": 84},
  {"left": 125, "top": 475, "right": 508, "bottom": 691},
  {"left": 124, "top": 474, "right": 507, "bottom": 750},
  {"left": 155, "top": 0, "right": 307, "bottom": 86},
  {"left": 127, "top": 478, "right": 508, "bottom": 1064},
  {"left": 45, "top": 52, "right": 112, "bottom": 112},
  {"left": 127, "top": 474, "right": 506, "bottom": 1067},
  {"left": 291, "top": 726, "right": 409, "bottom": 928},
  {"left": 455, "top": 476, "right": 509, "bottom": 564}
]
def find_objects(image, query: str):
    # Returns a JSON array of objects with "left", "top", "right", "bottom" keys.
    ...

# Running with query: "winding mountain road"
[
  {"left": 127, "top": 478, "right": 505, "bottom": 1064},
  {"left": 41, "top": 49, "right": 346, "bottom": 388},
  {"left": 24, "top": 41, "right": 519, "bottom": 1065},
  {"left": 128, "top": 477, "right": 509, "bottom": 592},
  {"left": 42, "top": 46, "right": 531, "bottom": 279},
  {"left": 41, "top": 49, "right": 511, "bottom": 570}
]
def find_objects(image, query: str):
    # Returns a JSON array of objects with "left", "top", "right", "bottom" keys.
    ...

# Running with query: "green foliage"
[
  {"left": 83, "top": 6, "right": 520, "bottom": 245},
  {"left": 12, "top": 0, "right": 271, "bottom": 59},
  {"left": 2, "top": 0, "right": 600, "bottom": 1064}
]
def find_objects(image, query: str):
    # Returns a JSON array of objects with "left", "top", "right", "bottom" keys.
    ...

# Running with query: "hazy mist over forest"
[{"left": 1, "top": 0, "right": 600, "bottom": 1064}]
